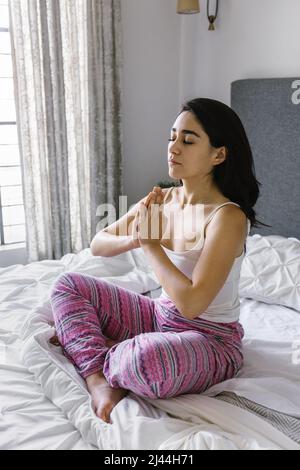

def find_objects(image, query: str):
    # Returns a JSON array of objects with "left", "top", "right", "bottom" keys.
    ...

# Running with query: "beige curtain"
[{"left": 9, "top": 0, "right": 124, "bottom": 262}]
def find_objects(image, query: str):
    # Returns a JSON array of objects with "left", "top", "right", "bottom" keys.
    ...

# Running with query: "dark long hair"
[{"left": 177, "top": 98, "right": 271, "bottom": 229}]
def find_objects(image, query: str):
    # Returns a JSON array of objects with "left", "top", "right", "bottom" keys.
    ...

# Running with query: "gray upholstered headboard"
[{"left": 231, "top": 78, "right": 300, "bottom": 239}]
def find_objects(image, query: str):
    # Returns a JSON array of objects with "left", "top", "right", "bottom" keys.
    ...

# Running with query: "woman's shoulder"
[
  {"left": 207, "top": 202, "right": 247, "bottom": 228},
  {"left": 204, "top": 203, "right": 248, "bottom": 256}
]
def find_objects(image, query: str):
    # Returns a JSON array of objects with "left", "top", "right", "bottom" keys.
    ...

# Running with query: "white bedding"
[{"left": 1, "top": 247, "right": 299, "bottom": 450}]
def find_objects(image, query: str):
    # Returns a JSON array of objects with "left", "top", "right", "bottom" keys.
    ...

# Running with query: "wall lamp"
[{"left": 176, "top": 0, "right": 219, "bottom": 30}]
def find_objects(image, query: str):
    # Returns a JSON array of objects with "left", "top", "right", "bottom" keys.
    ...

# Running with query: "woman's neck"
[{"left": 178, "top": 182, "right": 229, "bottom": 206}]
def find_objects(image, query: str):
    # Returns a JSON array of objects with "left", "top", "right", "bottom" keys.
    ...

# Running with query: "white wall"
[
  {"left": 121, "top": 0, "right": 181, "bottom": 207},
  {"left": 178, "top": 0, "right": 300, "bottom": 104}
]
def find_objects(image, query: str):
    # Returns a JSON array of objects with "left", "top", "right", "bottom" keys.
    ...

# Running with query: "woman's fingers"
[
  {"left": 143, "top": 187, "right": 163, "bottom": 210},
  {"left": 144, "top": 192, "right": 153, "bottom": 208},
  {"left": 144, "top": 193, "right": 155, "bottom": 209},
  {"left": 153, "top": 186, "right": 162, "bottom": 194},
  {"left": 158, "top": 193, "right": 163, "bottom": 204},
  {"left": 153, "top": 187, "right": 164, "bottom": 203}
]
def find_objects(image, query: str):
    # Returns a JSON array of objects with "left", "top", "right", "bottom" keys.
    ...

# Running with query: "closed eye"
[{"left": 168, "top": 139, "right": 194, "bottom": 145}]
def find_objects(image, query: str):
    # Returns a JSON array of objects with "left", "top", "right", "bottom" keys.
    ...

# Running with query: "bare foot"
[{"left": 86, "top": 372, "right": 128, "bottom": 424}]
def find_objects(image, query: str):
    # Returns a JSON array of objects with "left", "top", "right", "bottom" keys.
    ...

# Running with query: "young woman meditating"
[{"left": 49, "top": 98, "right": 262, "bottom": 425}]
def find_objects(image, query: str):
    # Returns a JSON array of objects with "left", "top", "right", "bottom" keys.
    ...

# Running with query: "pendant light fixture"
[
  {"left": 176, "top": 0, "right": 200, "bottom": 15},
  {"left": 176, "top": 0, "right": 219, "bottom": 31}
]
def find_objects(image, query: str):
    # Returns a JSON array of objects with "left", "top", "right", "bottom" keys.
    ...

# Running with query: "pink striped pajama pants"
[{"left": 50, "top": 272, "right": 244, "bottom": 399}]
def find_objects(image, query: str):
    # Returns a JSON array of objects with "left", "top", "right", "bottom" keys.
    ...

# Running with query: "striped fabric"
[
  {"left": 216, "top": 392, "right": 300, "bottom": 445},
  {"left": 50, "top": 272, "right": 245, "bottom": 399}
]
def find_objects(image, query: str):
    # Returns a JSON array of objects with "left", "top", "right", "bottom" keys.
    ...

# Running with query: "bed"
[{"left": 0, "top": 77, "right": 300, "bottom": 450}]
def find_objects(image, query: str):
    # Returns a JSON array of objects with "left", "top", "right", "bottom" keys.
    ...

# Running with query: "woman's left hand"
[{"left": 133, "top": 186, "right": 166, "bottom": 247}]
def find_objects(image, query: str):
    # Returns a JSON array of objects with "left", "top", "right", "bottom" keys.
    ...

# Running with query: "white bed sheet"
[
  {"left": 1, "top": 248, "right": 300, "bottom": 450},
  {"left": 0, "top": 248, "right": 159, "bottom": 450},
  {"left": 203, "top": 297, "right": 300, "bottom": 416},
  {"left": 0, "top": 332, "right": 96, "bottom": 450}
]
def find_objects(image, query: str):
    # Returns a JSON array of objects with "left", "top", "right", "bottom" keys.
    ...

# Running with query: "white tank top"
[{"left": 160, "top": 188, "right": 251, "bottom": 323}]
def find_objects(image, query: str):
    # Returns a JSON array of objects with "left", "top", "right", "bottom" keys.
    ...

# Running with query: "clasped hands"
[{"left": 132, "top": 186, "right": 167, "bottom": 248}]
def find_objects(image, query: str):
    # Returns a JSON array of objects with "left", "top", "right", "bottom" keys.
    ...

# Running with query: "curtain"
[{"left": 9, "top": 0, "right": 124, "bottom": 262}]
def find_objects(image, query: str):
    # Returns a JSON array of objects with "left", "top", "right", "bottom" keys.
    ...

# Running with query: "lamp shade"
[{"left": 177, "top": 0, "right": 200, "bottom": 14}]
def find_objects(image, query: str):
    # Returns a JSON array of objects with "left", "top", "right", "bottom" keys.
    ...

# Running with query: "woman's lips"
[{"left": 168, "top": 160, "right": 181, "bottom": 165}]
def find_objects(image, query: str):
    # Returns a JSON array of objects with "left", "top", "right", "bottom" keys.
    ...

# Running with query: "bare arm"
[
  {"left": 90, "top": 231, "right": 136, "bottom": 258},
  {"left": 186, "top": 206, "right": 247, "bottom": 319},
  {"left": 90, "top": 187, "right": 164, "bottom": 257}
]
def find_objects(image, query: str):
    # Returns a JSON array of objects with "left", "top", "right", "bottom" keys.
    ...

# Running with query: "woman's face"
[{"left": 168, "top": 111, "right": 225, "bottom": 178}]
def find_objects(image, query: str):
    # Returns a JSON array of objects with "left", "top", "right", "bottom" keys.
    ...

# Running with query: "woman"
[{"left": 50, "top": 98, "right": 266, "bottom": 425}]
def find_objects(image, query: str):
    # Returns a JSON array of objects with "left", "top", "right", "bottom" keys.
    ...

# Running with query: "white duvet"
[{"left": 1, "top": 247, "right": 300, "bottom": 450}]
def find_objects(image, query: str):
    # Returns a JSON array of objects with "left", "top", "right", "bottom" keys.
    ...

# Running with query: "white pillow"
[{"left": 239, "top": 234, "right": 300, "bottom": 312}]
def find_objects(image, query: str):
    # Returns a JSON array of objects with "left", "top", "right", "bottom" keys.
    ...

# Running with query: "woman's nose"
[{"left": 168, "top": 140, "right": 180, "bottom": 153}]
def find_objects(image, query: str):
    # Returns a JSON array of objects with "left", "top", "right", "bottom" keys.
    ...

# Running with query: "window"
[{"left": 0, "top": 0, "right": 26, "bottom": 247}]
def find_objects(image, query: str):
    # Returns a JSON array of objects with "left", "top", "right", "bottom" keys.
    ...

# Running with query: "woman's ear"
[{"left": 213, "top": 146, "right": 227, "bottom": 166}]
